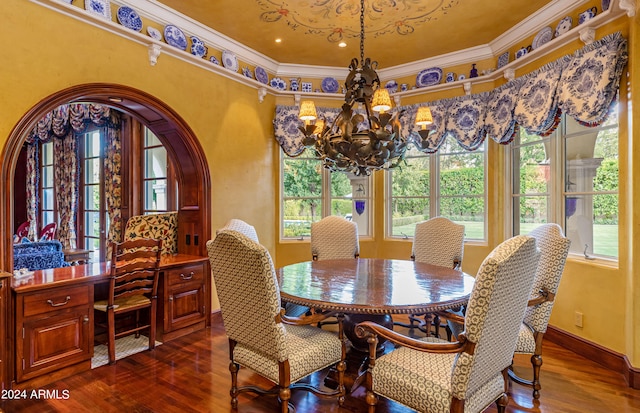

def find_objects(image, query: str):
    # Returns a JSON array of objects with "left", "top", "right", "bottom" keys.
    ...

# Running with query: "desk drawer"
[
  {"left": 165, "top": 263, "right": 204, "bottom": 286},
  {"left": 23, "top": 285, "right": 91, "bottom": 317}
]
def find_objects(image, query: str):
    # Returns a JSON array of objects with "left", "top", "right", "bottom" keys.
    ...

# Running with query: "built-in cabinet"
[
  {"left": 14, "top": 283, "right": 94, "bottom": 383},
  {"left": 0, "top": 274, "right": 9, "bottom": 390}
]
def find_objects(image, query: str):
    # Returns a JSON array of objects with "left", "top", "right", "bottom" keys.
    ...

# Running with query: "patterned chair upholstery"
[
  {"left": 218, "top": 218, "right": 259, "bottom": 242},
  {"left": 123, "top": 212, "right": 178, "bottom": 255},
  {"left": 311, "top": 215, "right": 359, "bottom": 261},
  {"left": 509, "top": 223, "right": 571, "bottom": 399},
  {"left": 206, "top": 230, "right": 347, "bottom": 412},
  {"left": 404, "top": 217, "right": 465, "bottom": 337},
  {"left": 356, "top": 235, "right": 540, "bottom": 413}
]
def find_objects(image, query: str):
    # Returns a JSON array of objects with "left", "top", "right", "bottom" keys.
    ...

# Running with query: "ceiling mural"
[{"left": 256, "top": 0, "right": 460, "bottom": 42}]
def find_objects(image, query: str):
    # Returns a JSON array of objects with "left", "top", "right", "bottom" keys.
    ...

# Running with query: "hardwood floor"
[{"left": 2, "top": 315, "right": 639, "bottom": 413}]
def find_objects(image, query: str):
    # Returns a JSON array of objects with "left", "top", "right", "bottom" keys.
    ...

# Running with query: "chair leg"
[
  {"left": 107, "top": 308, "right": 116, "bottom": 365},
  {"left": 279, "top": 387, "right": 291, "bottom": 413},
  {"left": 135, "top": 309, "right": 141, "bottom": 338},
  {"left": 229, "top": 361, "right": 239, "bottom": 409},
  {"left": 149, "top": 300, "right": 157, "bottom": 350},
  {"left": 496, "top": 393, "right": 508, "bottom": 413},
  {"left": 532, "top": 353, "right": 542, "bottom": 399}
]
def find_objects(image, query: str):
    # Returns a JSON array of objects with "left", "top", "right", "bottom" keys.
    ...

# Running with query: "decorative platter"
[
  {"left": 497, "top": 51, "right": 509, "bottom": 69},
  {"left": 242, "top": 67, "right": 254, "bottom": 79},
  {"left": 532, "top": 26, "right": 553, "bottom": 50},
  {"left": 116, "top": 6, "right": 142, "bottom": 32},
  {"left": 270, "top": 77, "right": 287, "bottom": 91},
  {"left": 458, "top": 74, "right": 466, "bottom": 81},
  {"left": 554, "top": 16, "right": 572, "bottom": 38},
  {"left": 163, "top": 25, "right": 187, "bottom": 51},
  {"left": 416, "top": 67, "right": 443, "bottom": 88},
  {"left": 385, "top": 80, "right": 398, "bottom": 93},
  {"left": 147, "top": 27, "right": 163, "bottom": 41},
  {"left": 255, "top": 66, "right": 269, "bottom": 84},
  {"left": 209, "top": 56, "right": 220, "bottom": 65},
  {"left": 190, "top": 36, "right": 207, "bottom": 58},
  {"left": 221, "top": 50, "right": 239, "bottom": 72},
  {"left": 321, "top": 77, "right": 340, "bottom": 93},
  {"left": 85, "top": 0, "right": 111, "bottom": 20}
]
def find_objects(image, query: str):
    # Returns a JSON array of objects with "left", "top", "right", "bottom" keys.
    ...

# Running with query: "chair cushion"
[
  {"left": 123, "top": 212, "right": 178, "bottom": 255},
  {"left": 234, "top": 324, "right": 342, "bottom": 383},
  {"left": 514, "top": 322, "right": 536, "bottom": 354},
  {"left": 372, "top": 337, "right": 504, "bottom": 413},
  {"left": 94, "top": 295, "right": 151, "bottom": 312}
]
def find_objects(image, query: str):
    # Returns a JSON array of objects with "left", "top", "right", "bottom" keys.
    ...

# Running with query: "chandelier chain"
[{"left": 360, "top": 0, "right": 365, "bottom": 64}]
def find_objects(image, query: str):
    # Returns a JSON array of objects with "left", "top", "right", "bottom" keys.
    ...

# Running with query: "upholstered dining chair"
[
  {"left": 219, "top": 218, "right": 259, "bottom": 242},
  {"left": 311, "top": 215, "right": 359, "bottom": 261},
  {"left": 400, "top": 217, "right": 465, "bottom": 337},
  {"left": 508, "top": 223, "right": 571, "bottom": 399},
  {"left": 356, "top": 235, "right": 540, "bottom": 413},
  {"left": 207, "top": 230, "right": 347, "bottom": 413},
  {"left": 94, "top": 238, "right": 162, "bottom": 365}
]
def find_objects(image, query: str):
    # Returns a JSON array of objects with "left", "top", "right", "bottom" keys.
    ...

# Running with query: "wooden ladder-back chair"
[
  {"left": 94, "top": 238, "right": 162, "bottom": 365},
  {"left": 398, "top": 217, "right": 465, "bottom": 338},
  {"left": 356, "top": 235, "right": 540, "bottom": 413},
  {"left": 508, "top": 223, "right": 571, "bottom": 399},
  {"left": 207, "top": 230, "right": 347, "bottom": 413}
]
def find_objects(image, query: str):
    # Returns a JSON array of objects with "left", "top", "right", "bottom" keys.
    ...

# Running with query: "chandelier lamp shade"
[{"left": 298, "top": 0, "right": 432, "bottom": 176}]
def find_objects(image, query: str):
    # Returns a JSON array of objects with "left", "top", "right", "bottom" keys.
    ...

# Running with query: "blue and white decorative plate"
[
  {"left": 85, "top": 0, "right": 111, "bottom": 20},
  {"left": 416, "top": 67, "right": 443, "bottom": 88},
  {"left": 147, "top": 26, "right": 162, "bottom": 41},
  {"left": 190, "top": 36, "right": 207, "bottom": 58},
  {"left": 270, "top": 77, "right": 287, "bottom": 91},
  {"left": 321, "top": 77, "right": 339, "bottom": 93},
  {"left": 163, "top": 25, "right": 187, "bottom": 51},
  {"left": 554, "top": 16, "right": 572, "bottom": 38},
  {"left": 385, "top": 80, "right": 398, "bottom": 93},
  {"left": 532, "top": 26, "right": 553, "bottom": 50},
  {"left": 301, "top": 82, "right": 313, "bottom": 93},
  {"left": 242, "top": 67, "right": 254, "bottom": 79},
  {"left": 221, "top": 50, "right": 239, "bottom": 72},
  {"left": 255, "top": 66, "right": 269, "bottom": 84},
  {"left": 117, "top": 6, "right": 142, "bottom": 32},
  {"left": 497, "top": 51, "right": 509, "bottom": 69},
  {"left": 209, "top": 56, "right": 220, "bottom": 65}
]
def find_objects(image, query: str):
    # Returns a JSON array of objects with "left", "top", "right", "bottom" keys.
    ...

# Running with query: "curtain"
[
  {"left": 274, "top": 31, "right": 628, "bottom": 155},
  {"left": 25, "top": 103, "right": 121, "bottom": 249}
]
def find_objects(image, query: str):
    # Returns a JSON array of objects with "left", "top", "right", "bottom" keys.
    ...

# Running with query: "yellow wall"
[{"left": 1, "top": 0, "right": 638, "bottom": 368}]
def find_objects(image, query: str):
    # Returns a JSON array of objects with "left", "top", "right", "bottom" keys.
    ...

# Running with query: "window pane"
[
  {"left": 84, "top": 131, "right": 101, "bottom": 157},
  {"left": 566, "top": 135, "right": 618, "bottom": 193},
  {"left": 144, "top": 179, "right": 168, "bottom": 211},
  {"left": 390, "top": 198, "right": 429, "bottom": 237},
  {"left": 145, "top": 130, "right": 162, "bottom": 147},
  {"left": 42, "top": 188, "right": 54, "bottom": 210},
  {"left": 392, "top": 158, "right": 429, "bottom": 196},
  {"left": 283, "top": 158, "right": 322, "bottom": 197},
  {"left": 440, "top": 152, "right": 484, "bottom": 196},
  {"left": 42, "top": 142, "right": 53, "bottom": 164},
  {"left": 84, "top": 185, "right": 100, "bottom": 210},
  {"left": 84, "top": 212, "right": 101, "bottom": 237},
  {"left": 439, "top": 197, "right": 485, "bottom": 239},
  {"left": 84, "top": 158, "right": 100, "bottom": 184},
  {"left": 41, "top": 211, "right": 54, "bottom": 227},
  {"left": 515, "top": 143, "right": 549, "bottom": 194},
  {"left": 42, "top": 165, "right": 54, "bottom": 187},
  {"left": 513, "top": 196, "right": 549, "bottom": 235},
  {"left": 283, "top": 199, "right": 320, "bottom": 237},
  {"left": 330, "top": 172, "right": 351, "bottom": 197},
  {"left": 145, "top": 147, "right": 167, "bottom": 179},
  {"left": 565, "top": 194, "right": 618, "bottom": 257}
]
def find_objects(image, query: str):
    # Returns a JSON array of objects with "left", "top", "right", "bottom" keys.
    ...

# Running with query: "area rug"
[{"left": 92, "top": 335, "right": 162, "bottom": 368}]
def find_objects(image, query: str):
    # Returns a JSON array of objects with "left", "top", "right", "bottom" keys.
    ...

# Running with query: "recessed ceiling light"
[
  {"left": 275, "top": 38, "right": 282, "bottom": 43},
  {"left": 338, "top": 42, "right": 347, "bottom": 48}
]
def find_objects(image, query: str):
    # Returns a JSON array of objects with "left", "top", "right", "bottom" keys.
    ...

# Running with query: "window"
[
  {"left": 79, "top": 129, "right": 108, "bottom": 262},
  {"left": 142, "top": 128, "right": 174, "bottom": 214},
  {"left": 389, "top": 139, "right": 486, "bottom": 240},
  {"left": 281, "top": 148, "right": 371, "bottom": 238},
  {"left": 40, "top": 141, "right": 55, "bottom": 231},
  {"left": 509, "top": 111, "right": 619, "bottom": 259}
]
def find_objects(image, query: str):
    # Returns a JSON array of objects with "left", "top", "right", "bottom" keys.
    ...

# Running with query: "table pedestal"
[{"left": 343, "top": 313, "right": 393, "bottom": 353}]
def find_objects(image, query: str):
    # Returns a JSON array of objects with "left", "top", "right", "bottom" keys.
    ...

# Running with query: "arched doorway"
[{"left": 1, "top": 83, "right": 211, "bottom": 270}]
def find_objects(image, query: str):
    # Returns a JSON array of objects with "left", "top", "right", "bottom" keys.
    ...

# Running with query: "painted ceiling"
[{"left": 157, "top": 0, "right": 553, "bottom": 68}]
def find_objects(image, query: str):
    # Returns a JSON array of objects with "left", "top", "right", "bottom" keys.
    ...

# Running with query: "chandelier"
[{"left": 298, "top": 0, "right": 433, "bottom": 176}]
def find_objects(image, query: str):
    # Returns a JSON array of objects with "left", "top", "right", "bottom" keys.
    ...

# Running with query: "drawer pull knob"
[
  {"left": 180, "top": 271, "right": 194, "bottom": 280},
  {"left": 47, "top": 296, "right": 71, "bottom": 307}
]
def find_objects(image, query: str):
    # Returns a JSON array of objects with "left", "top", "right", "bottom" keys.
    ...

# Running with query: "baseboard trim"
[{"left": 546, "top": 325, "right": 640, "bottom": 389}]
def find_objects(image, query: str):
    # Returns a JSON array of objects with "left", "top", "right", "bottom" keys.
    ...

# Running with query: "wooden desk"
[
  {"left": 62, "top": 248, "right": 92, "bottom": 265},
  {"left": 10, "top": 254, "right": 210, "bottom": 387},
  {"left": 277, "top": 258, "right": 474, "bottom": 390}
]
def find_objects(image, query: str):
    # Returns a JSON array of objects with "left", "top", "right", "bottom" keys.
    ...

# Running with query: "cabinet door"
[
  {"left": 167, "top": 280, "right": 206, "bottom": 331},
  {"left": 18, "top": 307, "right": 93, "bottom": 382}
]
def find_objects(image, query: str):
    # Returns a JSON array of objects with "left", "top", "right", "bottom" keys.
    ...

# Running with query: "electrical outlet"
[{"left": 574, "top": 311, "right": 583, "bottom": 328}]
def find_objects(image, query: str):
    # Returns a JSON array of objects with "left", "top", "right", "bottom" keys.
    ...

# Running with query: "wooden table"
[{"left": 277, "top": 258, "right": 475, "bottom": 390}]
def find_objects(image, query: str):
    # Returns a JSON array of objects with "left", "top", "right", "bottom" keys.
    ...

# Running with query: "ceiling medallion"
[{"left": 298, "top": 0, "right": 433, "bottom": 176}]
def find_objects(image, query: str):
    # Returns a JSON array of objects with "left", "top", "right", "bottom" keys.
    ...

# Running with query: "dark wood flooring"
[{"left": 2, "top": 314, "right": 640, "bottom": 413}]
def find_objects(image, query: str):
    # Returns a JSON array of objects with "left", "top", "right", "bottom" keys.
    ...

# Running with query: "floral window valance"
[
  {"left": 26, "top": 103, "right": 120, "bottom": 144},
  {"left": 274, "top": 31, "right": 627, "bottom": 156}
]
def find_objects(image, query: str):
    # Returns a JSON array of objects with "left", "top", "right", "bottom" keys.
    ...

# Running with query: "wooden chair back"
[{"left": 39, "top": 222, "right": 57, "bottom": 241}]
